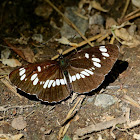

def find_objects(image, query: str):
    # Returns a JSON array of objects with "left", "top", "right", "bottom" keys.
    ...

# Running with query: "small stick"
[
  {"left": 74, "top": 108, "right": 130, "bottom": 138},
  {"left": 121, "top": 95, "right": 140, "bottom": 109},
  {"left": 75, "top": 113, "right": 128, "bottom": 137},
  {"left": 51, "top": 34, "right": 102, "bottom": 60},
  {"left": 120, "top": 0, "right": 130, "bottom": 19},
  {"left": 110, "top": 35, "right": 115, "bottom": 44},
  {"left": 58, "top": 95, "right": 85, "bottom": 139},
  {"left": 124, "top": 13, "right": 140, "bottom": 21},
  {"left": 62, "top": 95, "right": 85, "bottom": 125},
  {"left": 97, "top": 32, "right": 111, "bottom": 42},
  {"left": 0, "top": 105, "right": 35, "bottom": 112},
  {"left": 125, "top": 8, "right": 140, "bottom": 18}
]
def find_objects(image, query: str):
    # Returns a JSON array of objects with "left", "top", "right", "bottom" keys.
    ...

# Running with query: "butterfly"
[{"left": 9, "top": 44, "right": 119, "bottom": 103}]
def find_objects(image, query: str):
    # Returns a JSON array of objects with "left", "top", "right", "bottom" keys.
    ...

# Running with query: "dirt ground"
[{"left": 0, "top": 0, "right": 140, "bottom": 140}]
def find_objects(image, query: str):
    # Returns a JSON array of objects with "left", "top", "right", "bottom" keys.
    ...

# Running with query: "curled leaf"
[
  {"left": 1, "top": 59, "right": 22, "bottom": 67},
  {"left": 91, "top": 1, "right": 109, "bottom": 12}
]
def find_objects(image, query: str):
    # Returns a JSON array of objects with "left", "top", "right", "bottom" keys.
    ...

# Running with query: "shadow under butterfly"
[{"left": 9, "top": 44, "right": 127, "bottom": 104}]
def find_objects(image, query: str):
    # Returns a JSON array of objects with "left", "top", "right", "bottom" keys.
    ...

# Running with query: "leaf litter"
[{"left": 0, "top": 0, "right": 140, "bottom": 139}]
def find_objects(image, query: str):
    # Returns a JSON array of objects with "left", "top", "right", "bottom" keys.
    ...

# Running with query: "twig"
[
  {"left": 74, "top": 108, "right": 130, "bottom": 138},
  {"left": 62, "top": 95, "right": 85, "bottom": 125},
  {"left": 97, "top": 32, "right": 111, "bottom": 42},
  {"left": 0, "top": 105, "right": 35, "bottom": 112},
  {"left": 120, "top": 0, "right": 130, "bottom": 19},
  {"left": 45, "top": 0, "right": 93, "bottom": 47},
  {"left": 110, "top": 35, "right": 115, "bottom": 44},
  {"left": 0, "top": 134, "right": 23, "bottom": 140},
  {"left": 25, "top": 110, "right": 35, "bottom": 118},
  {"left": 125, "top": 8, "right": 140, "bottom": 18},
  {"left": 121, "top": 8, "right": 140, "bottom": 22},
  {"left": 124, "top": 13, "right": 140, "bottom": 21},
  {"left": 57, "top": 95, "right": 85, "bottom": 140},
  {"left": 121, "top": 95, "right": 140, "bottom": 109},
  {"left": 51, "top": 34, "right": 102, "bottom": 60}
]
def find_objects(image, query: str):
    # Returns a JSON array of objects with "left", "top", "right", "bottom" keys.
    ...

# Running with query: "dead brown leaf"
[
  {"left": 4, "top": 40, "right": 35, "bottom": 63},
  {"left": 0, "top": 133, "right": 23, "bottom": 140},
  {"left": 1, "top": 59, "right": 22, "bottom": 67}
]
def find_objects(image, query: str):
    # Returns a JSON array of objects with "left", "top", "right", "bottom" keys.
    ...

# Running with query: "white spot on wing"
[
  {"left": 31, "top": 73, "right": 38, "bottom": 81},
  {"left": 84, "top": 69, "right": 94, "bottom": 75},
  {"left": 68, "top": 73, "right": 72, "bottom": 83},
  {"left": 92, "top": 58, "right": 101, "bottom": 63},
  {"left": 48, "top": 80, "right": 54, "bottom": 88},
  {"left": 60, "top": 79, "right": 65, "bottom": 85},
  {"left": 102, "top": 52, "right": 109, "bottom": 57},
  {"left": 19, "top": 68, "right": 26, "bottom": 76},
  {"left": 20, "top": 74, "right": 26, "bottom": 81},
  {"left": 99, "top": 46, "right": 107, "bottom": 52},
  {"left": 33, "top": 77, "right": 39, "bottom": 85},
  {"left": 85, "top": 53, "right": 89, "bottom": 59},
  {"left": 91, "top": 67, "right": 95, "bottom": 70},
  {"left": 43, "top": 80, "right": 49, "bottom": 88},
  {"left": 72, "top": 75, "right": 76, "bottom": 81},
  {"left": 56, "top": 79, "right": 60, "bottom": 86},
  {"left": 19, "top": 67, "right": 25, "bottom": 71},
  {"left": 80, "top": 74, "right": 85, "bottom": 78},
  {"left": 37, "top": 66, "right": 41, "bottom": 72},
  {"left": 93, "top": 62, "right": 101, "bottom": 68},
  {"left": 76, "top": 73, "right": 81, "bottom": 79},
  {"left": 81, "top": 71, "right": 90, "bottom": 76}
]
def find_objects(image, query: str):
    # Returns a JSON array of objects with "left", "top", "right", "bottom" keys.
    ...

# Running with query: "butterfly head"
[{"left": 58, "top": 55, "right": 69, "bottom": 69}]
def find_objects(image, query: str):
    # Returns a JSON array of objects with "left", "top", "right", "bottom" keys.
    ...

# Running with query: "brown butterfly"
[{"left": 9, "top": 44, "right": 119, "bottom": 103}]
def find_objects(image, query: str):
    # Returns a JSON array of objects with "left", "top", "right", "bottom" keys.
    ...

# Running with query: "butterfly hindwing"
[
  {"left": 9, "top": 60, "right": 69, "bottom": 103},
  {"left": 66, "top": 44, "right": 119, "bottom": 93}
]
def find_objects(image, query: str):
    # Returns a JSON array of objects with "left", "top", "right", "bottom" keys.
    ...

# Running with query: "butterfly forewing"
[
  {"left": 9, "top": 60, "right": 69, "bottom": 103},
  {"left": 66, "top": 44, "right": 119, "bottom": 93}
]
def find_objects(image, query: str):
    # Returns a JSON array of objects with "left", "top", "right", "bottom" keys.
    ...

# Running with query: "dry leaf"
[
  {"left": 1, "top": 59, "right": 22, "bottom": 67},
  {"left": 1, "top": 48, "right": 11, "bottom": 59},
  {"left": 15, "top": 36, "right": 29, "bottom": 45},
  {"left": 56, "top": 37, "right": 78, "bottom": 47},
  {"left": 0, "top": 133, "right": 23, "bottom": 140},
  {"left": 106, "top": 17, "right": 118, "bottom": 29},
  {"left": 131, "top": 0, "right": 140, "bottom": 8},
  {"left": 101, "top": 115, "right": 115, "bottom": 122},
  {"left": 55, "top": 36, "right": 70, "bottom": 44},
  {"left": 115, "top": 28, "right": 140, "bottom": 47},
  {"left": 78, "top": 0, "right": 108, "bottom": 12},
  {"left": 133, "top": 133, "right": 140, "bottom": 139},
  {"left": 4, "top": 40, "right": 35, "bottom": 63},
  {"left": 115, "top": 28, "right": 132, "bottom": 41},
  {"left": 32, "top": 34, "right": 43, "bottom": 43},
  {"left": 90, "top": 1, "right": 109, "bottom": 12},
  {"left": 21, "top": 47, "right": 35, "bottom": 63}
]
